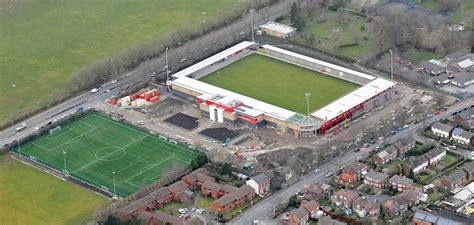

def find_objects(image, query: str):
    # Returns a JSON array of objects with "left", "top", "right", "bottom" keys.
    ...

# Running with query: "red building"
[
  {"left": 340, "top": 163, "right": 368, "bottom": 184},
  {"left": 211, "top": 185, "right": 255, "bottom": 215}
]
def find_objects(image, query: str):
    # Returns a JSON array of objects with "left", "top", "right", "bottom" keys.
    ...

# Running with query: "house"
[
  {"left": 223, "top": 184, "right": 238, "bottom": 194},
  {"left": 442, "top": 182, "right": 474, "bottom": 213},
  {"left": 318, "top": 216, "right": 348, "bottom": 225},
  {"left": 423, "top": 147, "right": 446, "bottom": 165},
  {"left": 389, "top": 175, "right": 413, "bottom": 192},
  {"left": 259, "top": 21, "right": 297, "bottom": 39},
  {"left": 432, "top": 73, "right": 452, "bottom": 85},
  {"left": 181, "top": 168, "right": 214, "bottom": 189},
  {"left": 289, "top": 207, "right": 309, "bottom": 225},
  {"left": 352, "top": 196, "right": 380, "bottom": 218},
  {"left": 301, "top": 200, "right": 319, "bottom": 219},
  {"left": 364, "top": 170, "right": 389, "bottom": 188},
  {"left": 451, "top": 128, "right": 474, "bottom": 146},
  {"left": 372, "top": 146, "right": 398, "bottom": 165},
  {"left": 302, "top": 183, "right": 331, "bottom": 202},
  {"left": 201, "top": 181, "right": 224, "bottom": 199},
  {"left": 331, "top": 189, "right": 359, "bottom": 209},
  {"left": 210, "top": 185, "right": 255, "bottom": 215},
  {"left": 394, "top": 137, "right": 416, "bottom": 155},
  {"left": 442, "top": 170, "right": 468, "bottom": 190},
  {"left": 453, "top": 108, "right": 474, "bottom": 130},
  {"left": 462, "top": 162, "right": 474, "bottom": 179},
  {"left": 382, "top": 197, "right": 408, "bottom": 218},
  {"left": 168, "top": 181, "right": 190, "bottom": 201},
  {"left": 413, "top": 210, "right": 466, "bottom": 225},
  {"left": 420, "top": 61, "right": 445, "bottom": 75},
  {"left": 431, "top": 122, "right": 454, "bottom": 138},
  {"left": 117, "top": 187, "right": 172, "bottom": 220},
  {"left": 451, "top": 72, "right": 474, "bottom": 88},
  {"left": 404, "top": 157, "right": 429, "bottom": 175},
  {"left": 246, "top": 173, "right": 271, "bottom": 196},
  {"left": 340, "top": 163, "right": 368, "bottom": 184},
  {"left": 137, "top": 211, "right": 184, "bottom": 225},
  {"left": 400, "top": 189, "right": 422, "bottom": 207}
]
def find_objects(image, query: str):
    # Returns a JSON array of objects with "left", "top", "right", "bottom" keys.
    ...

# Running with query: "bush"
[
  {"left": 190, "top": 154, "right": 208, "bottom": 169},
  {"left": 275, "top": 15, "right": 285, "bottom": 23}
]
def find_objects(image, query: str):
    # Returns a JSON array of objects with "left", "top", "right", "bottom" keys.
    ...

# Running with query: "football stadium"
[
  {"left": 11, "top": 112, "right": 200, "bottom": 197},
  {"left": 168, "top": 41, "right": 396, "bottom": 138}
]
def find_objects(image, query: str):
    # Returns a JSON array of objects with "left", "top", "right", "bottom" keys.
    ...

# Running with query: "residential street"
[{"left": 230, "top": 97, "right": 474, "bottom": 225}]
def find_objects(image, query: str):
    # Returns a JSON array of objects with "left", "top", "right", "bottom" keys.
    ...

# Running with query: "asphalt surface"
[{"left": 230, "top": 97, "right": 474, "bottom": 225}]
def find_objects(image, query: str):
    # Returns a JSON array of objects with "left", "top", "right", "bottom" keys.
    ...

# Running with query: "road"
[{"left": 230, "top": 97, "right": 474, "bottom": 225}]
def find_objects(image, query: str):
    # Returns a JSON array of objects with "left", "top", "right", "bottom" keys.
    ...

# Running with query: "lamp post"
[
  {"left": 112, "top": 171, "right": 116, "bottom": 197},
  {"left": 389, "top": 49, "right": 393, "bottom": 81},
  {"left": 165, "top": 47, "right": 170, "bottom": 83},
  {"left": 305, "top": 93, "right": 311, "bottom": 116},
  {"left": 250, "top": 9, "right": 255, "bottom": 43},
  {"left": 62, "top": 151, "right": 67, "bottom": 173},
  {"left": 18, "top": 141, "right": 21, "bottom": 158}
]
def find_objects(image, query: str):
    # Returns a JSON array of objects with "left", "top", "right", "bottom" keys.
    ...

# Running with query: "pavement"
[{"left": 230, "top": 97, "right": 474, "bottom": 225}]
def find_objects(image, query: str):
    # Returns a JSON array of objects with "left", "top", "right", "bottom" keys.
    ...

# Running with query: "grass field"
[
  {"left": 200, "top": 54, "right": 360, "bottom": 114},
  {"left": 0, "top": 155, "right": 107, "bottom": 225},
  {"left": 13, "top": 113, "right": 200, "bottom": 197},
  {"left": 0, "top": 0, "right": 239, "bottom": 123}
]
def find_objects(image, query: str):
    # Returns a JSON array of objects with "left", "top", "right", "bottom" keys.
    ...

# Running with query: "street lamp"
[
  {"left": 250, "top": 9, "right": 255, "bottom": 44},
  {"left": 389, "top": 49, "right": 393, "bottom": 81},
  {"left": 112, "top": 171, "right": 116, "bottom": 197},
  {"left": 18, "top": 141, "right": 21, "bottom": 158},
  {"left": 62, "top": 151, "right": 67, "bottom": 173},
  {"left": 165, "top": 47, "right": 170, "bottom": 83},
  {"left": 305, "top": 93, "right": 311, "bottom": 116}
]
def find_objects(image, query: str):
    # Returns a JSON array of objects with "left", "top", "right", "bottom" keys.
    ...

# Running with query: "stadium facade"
[{"left": 168, "top": 41, "right": 395, "bottom": 138}]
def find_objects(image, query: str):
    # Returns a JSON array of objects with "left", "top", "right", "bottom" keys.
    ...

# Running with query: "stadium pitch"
[
  {"left": 200, "top": 54, "right": 360, "bottom": 114},
  {"left": 14, "top": 113, "right": 200, "bottom": 197}
]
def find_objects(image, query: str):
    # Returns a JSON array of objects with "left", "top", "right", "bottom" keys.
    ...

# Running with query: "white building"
[
  {"left": 259, "top": 21, "right": 297, "bottom": 39},
  {"left": 431, "top": 122, "right": 453, "bottom": 138},
  {"left": 451, "top": 128, "right": 474, "bottom": 146}
]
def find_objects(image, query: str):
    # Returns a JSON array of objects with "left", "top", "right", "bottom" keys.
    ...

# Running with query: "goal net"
[{"left": 49, "top": 126, "right": 62, "bottom": 135}]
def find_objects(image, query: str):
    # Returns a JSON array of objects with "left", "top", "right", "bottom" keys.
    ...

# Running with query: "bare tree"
[
  {"left": 371, "top": 11, "right": 418, "bottom": 55},
  {"left": 436, "top": 0, "right": 462, "bottom": 12},
  {"left": 336, "top": 8, "right": 348, "bottom": 24}
]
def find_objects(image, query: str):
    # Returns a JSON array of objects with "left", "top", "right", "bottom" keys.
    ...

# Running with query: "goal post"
[{"left": 49, "top": 126, "right": 62, "bottom": 135}]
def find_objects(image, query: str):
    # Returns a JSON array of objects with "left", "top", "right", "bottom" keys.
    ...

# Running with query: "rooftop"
[{"left": 259, "top": 21, "right": 297, "bottom": 34}]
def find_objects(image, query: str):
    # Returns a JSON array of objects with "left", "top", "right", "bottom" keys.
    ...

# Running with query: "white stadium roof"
[
  {"left": 311, "top": 78, "right": 395, "bottom": 121},
  {"left": 259, "top": 21, "right": 297, "bottom": 34},
  {"left": 171, "top": 41, "right": 254, "bottom": 78},
  {"left": 170, "top": 77, "right": 296, "bottom": 120},
  {"left": 262, "top": 44, "right": 376, "bottom": 81}
]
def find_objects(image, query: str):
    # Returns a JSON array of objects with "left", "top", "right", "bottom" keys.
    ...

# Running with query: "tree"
[
  {"left": 336, "top": 8, "right": 348, "bottom": 24},
  {"left": 436, "top": 0, "right": 462, "bottom": 12},
  {"left": 219, "top": 162, "right": 232, "bottom": 176},
  {"left": 371, "top": 11, "right": 418, "bottom": 55},
  {"left": 290, "top": 2, "right": 305, "bottom": 30},
  {"left": 190, "top": 154, "right": 208, "bottom": 169}
]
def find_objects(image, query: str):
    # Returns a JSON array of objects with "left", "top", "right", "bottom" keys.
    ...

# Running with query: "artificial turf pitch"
[
  {"left": 200, "top": 54, "right": 360, "bottom": 114},
  {"left": 14, "top": 113, "right": 200, "bottom": 197}
]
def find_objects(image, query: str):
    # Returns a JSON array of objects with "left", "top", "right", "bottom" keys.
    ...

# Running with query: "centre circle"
[{"left": 95, "top": 147, "right": 126, "bottom": 161}]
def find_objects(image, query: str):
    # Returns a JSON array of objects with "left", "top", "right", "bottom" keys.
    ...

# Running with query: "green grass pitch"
[
  {"left": 0, "top": 0, "right": 239, "bottom": 123},
  {"left": 14, "top": 113, "right": 200, "bottom": 197},
  {"left": 0, "top": 155, "right": 107, "bottom": 225},
  {"left": 200, "top": 54, "right": 360, "bottom": 114}
]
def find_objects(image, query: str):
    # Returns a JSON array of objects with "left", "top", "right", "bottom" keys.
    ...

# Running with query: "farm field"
[
  {"left": 0, "top": 155, "right": 107, "bottom": 225},
  {"left": 200, "top": 54, "right": 360, "bottom": 114},
  {"left": 0, "top": 0, "right": 239, "bottom": 124},
  {"left": 12, "top": 112, "right": 200, "bottom": 197}
]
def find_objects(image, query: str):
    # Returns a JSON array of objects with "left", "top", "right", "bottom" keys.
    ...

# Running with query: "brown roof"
[
  {"left": 352, "top": 196, "right": 379, "bottom": 212},
  {"left": 223, "top": 184, "right": 238, "bottom": 194},
  {"left": 462, "top": 162, "right": 474, "bottom": 176},
  {"left": 149, "top": 187, "right": 171, "bottom": 200},
  {"left": 168, "top": 180, "right": 189, "bottom": 193},
  {"left": 251, "top": 173, "right": 270, "bottom": 185},
  {"left": 202, "top": 181, "right": 223, "bottom": 192},
  {"left": 293, "top": 207, "right": 309, "bottom": 219},
  {"left": 233, "top": 185, "right": 254, "bottom": 199},
  {"left": 301, "top": 200, "right": 319, "bottom": 213},
  {"left": 385, "top": 145, "right": 399, "bottom": 154},
  {"left": 401, "top": 189, "right": 421, "bottom": 203},
  {"left": 138, "top": 211, "right": 184, "bottom": 225},
  {"left": 389, "top": 175, "right": 413, "bottom": 186},
  {"left": 119, "top": 195, "right": 155, "bottom": 215},
  {"left": 183, "top": 168, "right": 210, "bottom": 183},
  {"left": 365, "top": 170, "right": 389, "bottom": 181},
  {"left": 304, "top": 184, "right": 324, "bottom": 195},
  {"left": 382, "top": 197, "right": 408, "bottom": 210},
  {"left": 395, "top": 137, "right": 415, "bottom": 149},
  {"left": 318, "top": 216, "right": 347, "bottom": 225},
  {"left": 334, "top": 189, "right": 359, "bottom": 201},
  {"left": 343, "top": 163, "right": 367, "bottom": 175},
  {"left": 213, "top": 193, "right": 236, "bottom": 207},
  {"left": 196, "top": 173, "right": 215, "bottom": 184}
]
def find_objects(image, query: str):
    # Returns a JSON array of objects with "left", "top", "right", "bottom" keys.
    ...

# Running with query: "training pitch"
[
  {"left": 15, "top": 113, "right": 200, "bottom": 197},
  {"left": 200, "top": 54, "right": 360, "bottom": 114}
]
